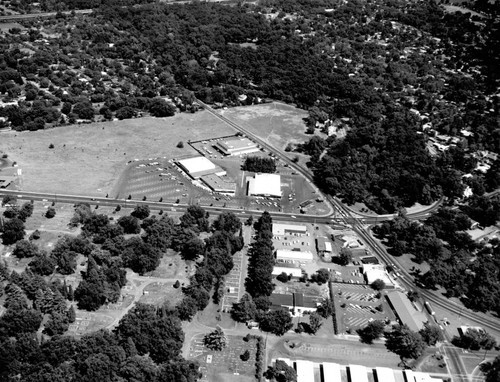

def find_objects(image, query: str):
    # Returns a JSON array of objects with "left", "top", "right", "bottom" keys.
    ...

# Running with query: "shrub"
[{"left": 45, "top": 207, "right": 56, "bottom": 218}]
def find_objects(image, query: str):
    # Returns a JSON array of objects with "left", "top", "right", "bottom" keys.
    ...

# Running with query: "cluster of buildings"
[
  {"left": 175, "top": 136, "right": 284, "bottom": 198},
  {"left": 274, "top": 359, "right": 444, "bottom": 382}
]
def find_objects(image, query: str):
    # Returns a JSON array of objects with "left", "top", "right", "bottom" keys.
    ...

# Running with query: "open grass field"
[
  {"left": 220, "top": 102, "right": 310, "bottom": 152},
  {"left": 188, "top": 333, "right": 257, "bottom": 382},
  {"left": 0, "top": 111, "right": 236, "bottom": 196}
]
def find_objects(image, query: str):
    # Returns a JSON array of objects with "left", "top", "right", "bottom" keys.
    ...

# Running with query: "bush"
[
  {"left": 45, "top": 207, "right": 56, "bottom": 218},
  {"left": 240, "top": 349, "right": 250, "bottom": 361},
  {"left": 177, "top": 141, "right": 184, "bottom": 148}
]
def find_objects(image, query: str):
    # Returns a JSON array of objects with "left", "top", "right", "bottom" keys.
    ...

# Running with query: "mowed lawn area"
[
  {"left": 0, "top": 111, "right": 236, "bottom": 195},
  {"left": 220, "top": 102, "right": 310, "bottom": 151}
]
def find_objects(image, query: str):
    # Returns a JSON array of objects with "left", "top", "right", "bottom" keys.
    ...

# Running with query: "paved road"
[{"left": 0, "top": 9, "right": 92, "bottom": 22}]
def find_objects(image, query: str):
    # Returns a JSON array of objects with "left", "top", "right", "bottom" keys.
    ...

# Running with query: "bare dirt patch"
[{"left": 0, "top": 112, "right": 236, "bottom": 195}]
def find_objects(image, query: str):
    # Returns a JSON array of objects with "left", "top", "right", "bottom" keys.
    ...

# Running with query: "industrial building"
[
  {"left": 176, "top": 156, "right": 226, "bottom": 179},
  {"left": 271, "top": 360, "right": 444, "bottom": 382},
  {"left": 200, "top": 174, "right": 236, "bottom": 195},
  {"left": 215, "top": 137, "right": 259, "bottom": 156},
  {"left": 247, "top": 173, "right": 281, "bottom": 198},
  {"left": 272, "top": 223, "right": 307, "bottom": 236},
  {"left": 272, "top": 266, "right": 303, "bottom": 278},
  {"left": 386, "top": 291, "right": 427, "bottom": 332},
  {"left": 276, "top": 249, "right": 314, "bottom": 263}
]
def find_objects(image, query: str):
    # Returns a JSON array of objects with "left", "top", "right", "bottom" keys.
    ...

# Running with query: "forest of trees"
[
  {"left": 0, "top": 202, "right": 251, "bottom": 380},
  {"left": 373, "top": 206, "right": 500, "bottom": 314},
  {"left": 0, "top": 0, "right": 499, "bottom": 210}
]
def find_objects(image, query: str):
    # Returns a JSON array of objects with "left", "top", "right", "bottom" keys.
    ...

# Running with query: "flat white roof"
[
  {"left": 273, "top": 223, "right": 307, "bottom": 235},
  {"left": 276, "top": 249, "right": 314, "bottom": 261},
  {"left": 276, "top": 358, "right": 293, "bottom": 367},
  {"left": 323, "top": 362, "right": 341, "bottom": 381},
  {"left": 177, "top": 156, "right": 217, "bottom": 174},
  {"left": 295, "top": 360, "right": 314, "bottom": 382},
  {"left": 375, "top": 367, "right": 396, "bottom": 382},
  {"left": 247, "top": 173, "right": 281, "bottom": 197},
  {"left": 217, "top": 137, "right": 257, "bottom": 151},
  {"left": 364, "top": 268, "right": 392, "bottom": 286},
  {"left": 272, "top": 267, "right": 303, "bottom": 277},
  {"left": 348, "top": 365, "right": 368, "bottom": 382}
]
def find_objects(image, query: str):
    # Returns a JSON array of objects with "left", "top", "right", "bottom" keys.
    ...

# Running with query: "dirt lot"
[{"left": 0, "top": 111, "right": 236, "bottom": 195}]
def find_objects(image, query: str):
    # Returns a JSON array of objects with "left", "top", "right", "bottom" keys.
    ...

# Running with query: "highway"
[{"left": 0, "top": 9, "right": 92, "bottom": 22}]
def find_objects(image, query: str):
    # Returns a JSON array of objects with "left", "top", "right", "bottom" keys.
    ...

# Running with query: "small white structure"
[
  {"left": 272, "top": 266, "right": 303, "bottom": 278},
  {"left": 176, "top": 156, "right": 226, "bottom": 179},
  {"left": 295, "top": 360, "right": 314, "bottom": 382},
  {"left": 322, "top": 363, "right": 341, "bottom": 382},
  {"left": 276, "top": 249, "right": 314, "bottom": 263},
  {"left": 348, "top": 364, "right": 368, "bottom": 382},
  {"left": 215, "top": 137, "right": 259, "bottom": 156},
  {"left": 247, "top": 173, "right": 281, "bottom": 198},
  {"left": 375, "top": 367, "right": 396, "bottom": 382},
  {"left": 273, "top": 223, "right": 307, "bottom": 236}
]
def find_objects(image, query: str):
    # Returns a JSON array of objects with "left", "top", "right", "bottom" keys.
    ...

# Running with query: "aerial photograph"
[{"left": 0, "top": 0, "right": 499, "bottom": 381}]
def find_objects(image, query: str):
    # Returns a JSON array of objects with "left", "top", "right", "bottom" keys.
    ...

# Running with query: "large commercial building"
[
  {"left": 386, "top": 291, "right": 427, "bottom": 332},
  {"left": 247, "top": 173, "right": 281, "bottom": 198},
  {"left": 200, "top": 174, "right": 236, "bottom": 195},
  {"left": 215, "top": 137, "right": 259, "bottom": 156},
  {"left": 270, "top": 360, "right": 444, "bottom": 382},
  {"left": 272, "top": 223, "right": 307, "bottom": 236},
  {"left": 276, "top": 249, "right": 314, "bottom": 263},
  {"left": 176, "top": 156, "right": 226, "bottom": 179}
]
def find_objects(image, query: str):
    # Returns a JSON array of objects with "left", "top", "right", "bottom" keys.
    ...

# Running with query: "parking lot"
[
  {"left": 331, "top": 282, "right": 396, "bottom": 334},
  {"left": 221, "top": 226, "right": 252, "bottom": 313}
]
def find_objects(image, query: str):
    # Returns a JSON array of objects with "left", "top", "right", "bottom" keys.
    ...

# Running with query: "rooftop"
[
  {"left": 177, "top": 156, "right": 218, "bottom": 175},
  {"left": 217, "top": 137, "right": 258, "bottom": 151},
  {"left": 272, "top": 223, "right": 307, "bottom": 235},
  {"left": 276, "top": 249, "right": 314, "bottom": 261},
  {"left": 247, "top": 173, "right": 281, "bottom": 197},
  {"left": 386, "top": 291, "right": 427, "bottom": 332}
]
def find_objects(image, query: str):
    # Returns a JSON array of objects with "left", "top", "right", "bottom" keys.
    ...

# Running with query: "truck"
[{"left": 424, "top": 301, "right": 435, "bottom": 315}]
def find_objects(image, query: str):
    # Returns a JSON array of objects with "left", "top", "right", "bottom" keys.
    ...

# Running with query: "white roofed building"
[
  {"left": 272, "top": 223, "right": 307, "bottom": 236},
  {"left": 322, "top": 363, "right": 341, "bottom": 382},
  {"left": 375, "top": 367, "right": 396, "bottom": 382},
  {"left": 247, "top": 173, "right": 281, "bottom": 198},
  {"left": 215, "top": 137, "right": 259, "bottom": 156},
  {"left": 176, "top": 157, "right": 226, "bottom": 179},
  {"left": 272, "top": 266, "right": 303, "bottom": 278},
  {"left": 276, "top": 249, "right": 314, "bottom": 263},
  {"left": 295, "top": 360, "right": 314, "bottom": 382},
  {"left": 348, "top": 365, "right": 368, "bottom": 382},
  {"left": 362, "top": 264, "right": 393, "bottom": 287}
]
